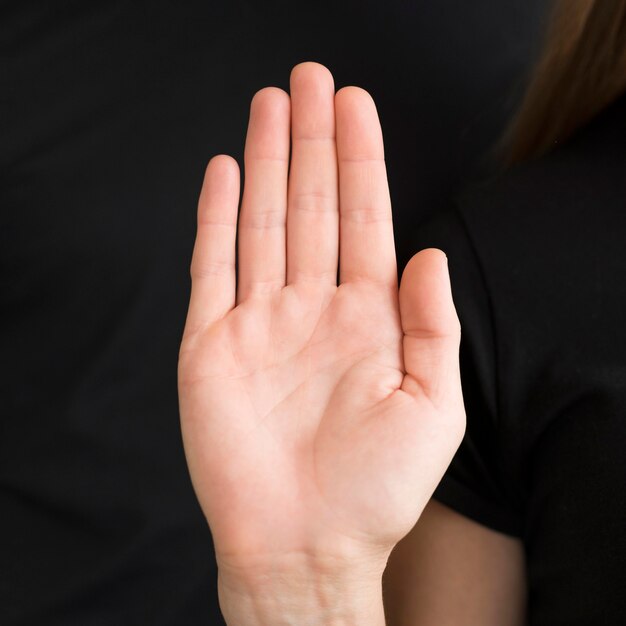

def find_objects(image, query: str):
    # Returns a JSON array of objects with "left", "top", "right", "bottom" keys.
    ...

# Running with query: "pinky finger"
[{"left": 183, "top": 155, "right": 240, "bottom": 338}]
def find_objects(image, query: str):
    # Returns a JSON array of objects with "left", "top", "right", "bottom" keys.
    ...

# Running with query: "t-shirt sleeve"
[{"left": 408, "top": 203, "right": 523, "bottom": 537}]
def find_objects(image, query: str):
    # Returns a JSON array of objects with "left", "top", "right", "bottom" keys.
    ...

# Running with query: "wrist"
[{"left": 216, "top": 552, "right": 388, "bottom": 626}]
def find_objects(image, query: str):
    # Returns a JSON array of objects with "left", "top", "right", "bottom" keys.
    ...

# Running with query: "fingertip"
[
  {"left": 250, "top": 86, "right": 290, "bottom": 114},
  {"left": 335, "top": 85, "right": 376, "bottom": 110},
  {"left": 203, "top": 154, "right": 240, "bottom": 194},
  {"left": 197, "top": 155, "right": 241, "bottom": 226},
  {"left": 206, "top": 153, "right": 239, "bottom": 176},
  {"left": 417, "top": 247, "right": 448, "bottom": 268},
  {"left": 335, "top": 86, "right": 383, "bottom": 159},
  {"left": 245, "top": 87, "right": 291, "bottom": 161},
  {"left": 400, "top": 247, "right": 460, "bottom": 335},
  {"left": 404, "top": 248, "right": 449, "bottom": 281},
  {"left": 290, "top": 61, "right": 334, "bottom": 88}
]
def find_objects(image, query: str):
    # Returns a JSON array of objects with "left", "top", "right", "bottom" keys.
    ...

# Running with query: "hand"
[{"left": 178, "top": 62, "right": 465, "bottom": 590}]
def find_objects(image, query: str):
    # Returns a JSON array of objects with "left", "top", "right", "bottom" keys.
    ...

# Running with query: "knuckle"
[
  {"left": 240, "top": 207, "right": 285, "bottom": 229},
  {"left": 191, "top": 259, "right": 232, "bottom": 279},
  {"left": 290, "top": 191, "right": 337, "bottom": 214},
  {"left": 340, "top": 205, "right": 391, "bottom": 224}
]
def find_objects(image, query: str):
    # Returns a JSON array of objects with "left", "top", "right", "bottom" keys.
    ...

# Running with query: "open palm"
[{"left": 178, "top": 63, "right": 465, "bottom": 574}]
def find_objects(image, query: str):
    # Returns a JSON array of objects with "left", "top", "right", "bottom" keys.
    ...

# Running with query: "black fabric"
[{"left": 413, "top": 91, "right": 626, "bottom": 623}]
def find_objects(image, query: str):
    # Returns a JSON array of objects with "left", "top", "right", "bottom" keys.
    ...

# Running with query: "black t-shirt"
[{"left": 413, "top": 92, "right": 626, "bottom": 623}]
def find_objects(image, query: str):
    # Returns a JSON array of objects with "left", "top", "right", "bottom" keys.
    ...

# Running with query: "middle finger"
[{"left": 287, "top": 62, "right": 339, "bottom": 286}]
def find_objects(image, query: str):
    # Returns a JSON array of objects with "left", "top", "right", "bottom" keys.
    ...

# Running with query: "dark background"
[
  {"left": 2, "top": 0, "right": 548, "bottom": 266},
  {"left": 1, "top": 1, "right": 546, "bottom": 624}
]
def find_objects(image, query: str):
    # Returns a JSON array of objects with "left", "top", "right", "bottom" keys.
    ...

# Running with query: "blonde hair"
[{"left": 497, "top": 0, "right": 626, "bottom": 167}]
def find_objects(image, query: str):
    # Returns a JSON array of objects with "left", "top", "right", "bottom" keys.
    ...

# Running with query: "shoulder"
[
  {"left": 456, "top": 91, "right": 626, "bottom": 272},
  {"left": 414, "top": 90, "right": 626, "bottom": 271},
  {"left": 409, "top": 91, "right": 626, "bottom": 452},
  {"left": 443, "top": 92, "right": 626, "bottom": 323}
]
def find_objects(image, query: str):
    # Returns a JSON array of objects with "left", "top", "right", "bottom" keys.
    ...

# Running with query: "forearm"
[{"left": 216, "top": 555, "right": 387, "bottom": 626}]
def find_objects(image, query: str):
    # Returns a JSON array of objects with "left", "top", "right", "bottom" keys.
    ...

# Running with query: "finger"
[
  {"left": 286, "top": 62, "right": 339, "bottom": 285},
  {"left": 335, "top": 87, "right": 397, "bottom": 287},
  {"left": 185, "top": 155, "right": 240, "bottom": 336},
  {"left": 237, "top": 87, "right": 290, "bottom": 302},
  {"left": 398, "top": 248, "right": 463, "bottom": 410}
]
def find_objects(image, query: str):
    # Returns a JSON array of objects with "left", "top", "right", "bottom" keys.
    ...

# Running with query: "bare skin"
[
  {"left": 384, "top": 499, "right": 527, "bottom": 626},
  {"left": 177, "top": 61, "right": 468, "bottom": 623}
]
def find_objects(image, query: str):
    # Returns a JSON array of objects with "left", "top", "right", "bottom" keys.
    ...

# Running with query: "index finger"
[{"left": 335, "top": 87, "right": 397, "bottom": 288}]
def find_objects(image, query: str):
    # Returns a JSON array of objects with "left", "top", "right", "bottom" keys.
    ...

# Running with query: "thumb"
[{"left": 398, "top": 247, "right": 463, "bottom": 411}]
